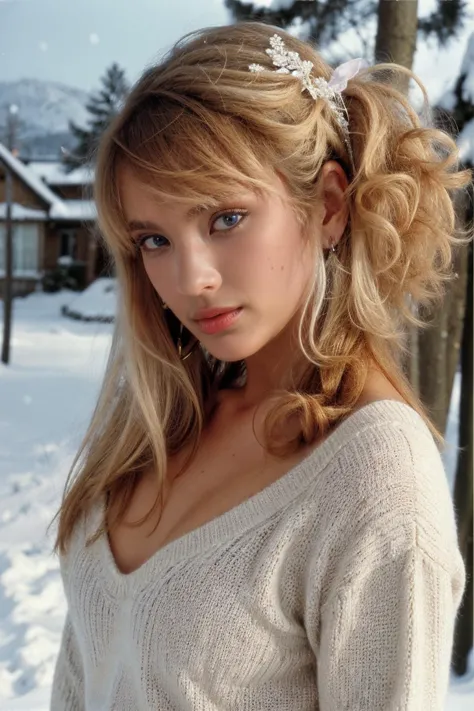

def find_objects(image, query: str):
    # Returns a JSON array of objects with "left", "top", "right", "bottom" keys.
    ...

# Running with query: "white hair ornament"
[{"left": 249, "top": 34, "right": 369, "bottom": 174}]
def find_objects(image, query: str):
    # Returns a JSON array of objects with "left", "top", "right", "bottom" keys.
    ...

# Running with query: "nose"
[{"left": 174, "top": 240, "right": 222, "bottom": 296}]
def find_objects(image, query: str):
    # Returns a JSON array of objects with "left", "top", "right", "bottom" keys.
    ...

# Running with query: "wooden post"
[{"left": 1, "top": 105, "right": 18, "bottom": 365}]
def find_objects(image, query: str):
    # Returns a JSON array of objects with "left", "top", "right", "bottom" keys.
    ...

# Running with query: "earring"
[
  {"left": 161, "top": 300, "right": 199, "bottom": 360},
  {"left": 177, "top": 322, "right": 200, "bottom": 361},
  {"left": 329, "top": 237, "right": 337, "bottom": 254}
]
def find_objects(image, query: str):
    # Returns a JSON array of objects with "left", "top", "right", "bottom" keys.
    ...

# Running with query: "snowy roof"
[
  {"left": 0, "top": 143, "right": 68, "bottom": 216},
  {"left": 50, "top": 199, "right": 96, "bottom": 221},
  {"left": 0, "top": 203, "right": 48, "bottom": 221},
  {"left": 28, "top": 160, "right": 94, "bottom": 187},
  {"left": 0, "top": 144, "right": 97, "bottom": 223},
  {"left": 0, "top": 199, "right": 96, "bottom": 224}
]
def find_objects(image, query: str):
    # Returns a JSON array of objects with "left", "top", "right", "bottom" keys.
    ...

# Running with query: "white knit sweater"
[{"left": 50, "top": 400, "right": 465, "bottom": 711}]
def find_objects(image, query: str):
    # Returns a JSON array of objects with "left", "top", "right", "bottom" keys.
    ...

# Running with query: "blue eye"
[
  {"left": 136, "top": 234, "right": 168, "bottom": 252},
  {"left": 135, "top": 209, "right": 247, "bottom": 254},
  {"left": 213, "top": 211, "right": 247, "bottom": 231}
]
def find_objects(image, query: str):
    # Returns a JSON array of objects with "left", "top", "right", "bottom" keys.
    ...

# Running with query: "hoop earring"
[
  {"left": 177, "top": 322, "right": 200, "bottom": 361},
  {"left": 161, "top": 299, "right": 199, "bottom": 360}
]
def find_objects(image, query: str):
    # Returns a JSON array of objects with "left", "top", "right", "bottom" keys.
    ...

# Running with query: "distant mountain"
[{"left": 0, "top": 78, "right": 90, "bottom": 159}]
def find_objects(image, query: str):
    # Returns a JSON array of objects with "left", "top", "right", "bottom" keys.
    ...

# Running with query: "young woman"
[{"left": 50, "top": 22, "right": 471, "bottom": 711}]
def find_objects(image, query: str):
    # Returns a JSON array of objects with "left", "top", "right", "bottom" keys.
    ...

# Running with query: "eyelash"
[{"left": 135, "top": 209, "right": 249, "bottom": 253}]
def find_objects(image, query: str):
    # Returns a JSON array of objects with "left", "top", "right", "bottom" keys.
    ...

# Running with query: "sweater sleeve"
[
  {"left": 50, "top": 611, "right": 85, "bottom": 711},
  {"left": 305, "top": 423, "right": 466, "bottom": 711},
  {"left": 315, "top": 543, "right": 464, "bottom": 710}
]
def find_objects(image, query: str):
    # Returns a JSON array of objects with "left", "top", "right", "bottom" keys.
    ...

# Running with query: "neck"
[{"left": 232, "top": 324, "right": 306, "bottom": 411}]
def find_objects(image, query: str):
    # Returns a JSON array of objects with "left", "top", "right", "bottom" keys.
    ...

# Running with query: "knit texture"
[{"left": 50, "top": 400, "right": 466, "bottom": 711}]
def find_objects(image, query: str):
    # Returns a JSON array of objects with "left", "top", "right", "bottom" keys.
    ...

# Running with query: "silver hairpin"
[{"left": 249, "top": 34, "right": 368, "bottom": 174}]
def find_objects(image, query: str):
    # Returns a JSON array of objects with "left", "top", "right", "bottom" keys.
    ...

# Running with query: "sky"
[
  {"left": 0, "top": 0, "right": 473, "bottom": 103},
  {"left": 0, "top": 0, "right": 229, "bottom": 90}
]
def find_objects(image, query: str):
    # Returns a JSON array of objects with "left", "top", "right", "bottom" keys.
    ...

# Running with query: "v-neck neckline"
[{"left": 93, "top": 399, "right": 423, "bottom": 594}]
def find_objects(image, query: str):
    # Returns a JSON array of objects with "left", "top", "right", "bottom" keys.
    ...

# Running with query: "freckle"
[{"left": 280, "top": 265, "right": 284, "bottom": 271}]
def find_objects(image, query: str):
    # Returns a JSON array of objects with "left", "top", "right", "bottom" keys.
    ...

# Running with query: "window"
[
  {"left": 60, "top": 229, "right": 77, "bottom": 259},
  {"left": 0, "top": 223, "right": 39, "bottom": 273}
]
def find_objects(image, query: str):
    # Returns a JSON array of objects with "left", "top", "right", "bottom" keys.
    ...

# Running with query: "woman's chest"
[{"left": 107, "top": 420, "right": 312, "bottom": 577}]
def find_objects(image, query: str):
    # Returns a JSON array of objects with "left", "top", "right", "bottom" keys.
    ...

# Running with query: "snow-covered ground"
[
  {"left": 61, "top": 277, "right": 116, "bottom": 322},
  {"left": 0, "top": 290, "right": 113, "bottom": 709},
  {"left": 0, "top": 289, "right": 472, "bottom": 709}
]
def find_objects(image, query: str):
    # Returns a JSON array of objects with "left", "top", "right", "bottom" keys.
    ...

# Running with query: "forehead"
[
  {"left": 117, "top": 163, "right": 215, "bottom": 217},
  {"left": 117, "top": 161, "right": 289, "bottom": 226}
]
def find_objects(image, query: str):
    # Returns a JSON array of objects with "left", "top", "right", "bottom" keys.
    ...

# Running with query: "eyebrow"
[{"left": 127, "top": 204, "right": 209, "bottom": 232}]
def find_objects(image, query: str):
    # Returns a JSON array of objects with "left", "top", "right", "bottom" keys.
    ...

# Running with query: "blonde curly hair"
[{"left": 52, "top": 22, "right": 473, "bottom": 554}]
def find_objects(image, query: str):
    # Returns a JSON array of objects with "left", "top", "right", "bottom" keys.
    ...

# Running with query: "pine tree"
[
  {"left": 225, "top": 0, "right": 470, "bottom": 50},
  {"left": 63, "top": 62, "right": 129, "bottom": 171},
  {"left": 226, "top": 0, "right": 375, "bottom": 49}
]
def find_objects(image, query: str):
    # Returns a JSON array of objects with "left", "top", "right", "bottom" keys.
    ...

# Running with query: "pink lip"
[
  {"left": 195, "top": 307, "right": 243, "bottom": 335},
  {"left": 193, "top": 306, "right": 239, "bottom": 320}
]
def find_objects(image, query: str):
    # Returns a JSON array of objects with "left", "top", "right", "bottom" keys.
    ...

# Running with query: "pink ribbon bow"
[{"left": 328, "top": 57, "right": 369, "bottom": 93}]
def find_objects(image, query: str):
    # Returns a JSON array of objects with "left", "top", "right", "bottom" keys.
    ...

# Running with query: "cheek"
[
  {"left": 140, "top": 258, "right": 176, "bottom": 305},
  {"left": 228, "top": 229, "right": 311, "bottom": 304},
  {"left": 267, "top": 238, "right": 315, "bottom": 309},
  {"left": 141, "top": 257, "right": 164, "bottom": 288},
  {"left": 263, "top": 234, "right": 312, "bottom": 284}
]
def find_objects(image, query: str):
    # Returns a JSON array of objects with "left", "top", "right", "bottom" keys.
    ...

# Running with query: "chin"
[{"left": 203, "top": 339, "right": 265, "bottom": 363}]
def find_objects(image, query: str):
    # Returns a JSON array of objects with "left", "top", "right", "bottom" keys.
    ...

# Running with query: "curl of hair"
[{"left": 51, "top": 21, "right": 473, "bottom": 554}]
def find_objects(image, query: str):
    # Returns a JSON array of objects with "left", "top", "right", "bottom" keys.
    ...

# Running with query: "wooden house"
[{"left": 0, "top": 144, "right": 108, "bottom": 296}]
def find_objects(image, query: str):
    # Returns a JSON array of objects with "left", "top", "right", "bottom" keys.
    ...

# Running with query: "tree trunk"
[
  {"left": 375, "top": 1, "right": 469, "bottom": 425},
  {"left": 451, "top": 240, "right": 473, "bottom": 677},
  {"left": 418, "top": 189, "right": 470, "bottom": 434},
  {"left": 375, "top": 0, "right": 419, "bottom": 95},
  {"left": 375, "top": 2, "right": 421, "bottom": 394}
]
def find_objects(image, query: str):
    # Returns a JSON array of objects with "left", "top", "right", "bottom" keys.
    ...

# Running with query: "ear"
[{"left": 318, "top": 161, "right": 349, "bottom": 250}]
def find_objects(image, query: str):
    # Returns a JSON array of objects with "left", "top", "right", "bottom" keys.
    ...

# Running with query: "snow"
[
  {"left": 450, "top": 31, "right": 474, "bottom": 166},
  {"left": 0, "top": 289, "right": 472, "bottom": 709},
  {"left": 0, "top": 204, "right": 47, "bottom": 221},
  {"left": 0, "top": 146, "right": 96, "bottom": 224},
  {"left": 0, "top": 144, "right": 67, "bottom": 216},
  {"left": 0, "top": 271, "right": 41, "bottom": 280},
  {"left": 458, "top": 119, "right": 474, "bottom": 166},
  {"left": 0, "top": 290, "right": 113, "bottom": 708},
  {"left": 236, "top": 0, "right": 295, "bottom": 8},
  {"left": 49, "top": 199, "right": 96, "bottom": 221},
  {"left": 61, "top": 277, "right": 116, "bottom": 322},
  {"left": 0, "top": 142, "right": 96, "bottom": 225},
  {"left": 454, "top": 32, "right": 474, "bottom": 106},
  {"left": 450, "top": 32, "right": 474, "bottom": 104},
  {"left": 0, "top": 145, "right": 97, "bottom": 226},
  {"left": 27, "top": 161, "right": 94, "bottom": 187},
  {"left": 437, "top": 31, "right": 474, "bottom": 166}
]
